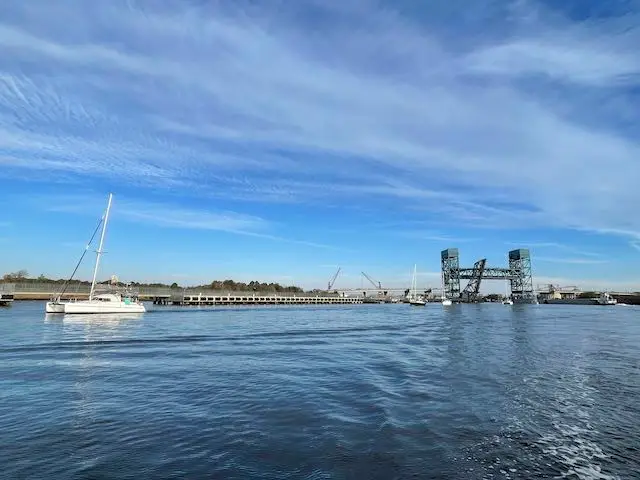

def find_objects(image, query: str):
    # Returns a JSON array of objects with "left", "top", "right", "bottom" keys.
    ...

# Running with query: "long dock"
[
  {"left": 157, "top": 292, "right": 363, "bottom": 306},
  {"left": 5, "top": 282, "right": 366, "bottom": 305}
]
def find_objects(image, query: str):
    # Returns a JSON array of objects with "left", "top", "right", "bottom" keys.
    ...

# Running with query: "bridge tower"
[
  {"left": 508, "top": 249, "right": 535, "bottom": 302},
  {"left": 441, "top": 248, "right": 460, "bottom": 300}
]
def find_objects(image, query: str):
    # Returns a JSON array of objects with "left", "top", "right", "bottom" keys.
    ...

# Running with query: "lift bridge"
[{"left": 441, "top": 248, "right": 536, "bottom": 303}]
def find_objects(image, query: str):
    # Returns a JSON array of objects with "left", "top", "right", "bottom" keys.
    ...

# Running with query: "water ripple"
[{"left": 0, "top": 302, "right": 639, "bottom": 479}]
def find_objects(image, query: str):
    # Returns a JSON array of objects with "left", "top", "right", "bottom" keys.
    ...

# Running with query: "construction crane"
[
  {"left": 361, "top": 272, "right": 382, "bottom": 290},
  {"left": 327, "top": 267, "right": 341, "bottom": 291},
  {"left": 361, "top": 272, "right": 388, "bottom": 296}
]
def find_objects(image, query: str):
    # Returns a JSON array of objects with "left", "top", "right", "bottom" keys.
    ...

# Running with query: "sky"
[{"left": 1, "top": 0, "right": 640, "bottom": 292}]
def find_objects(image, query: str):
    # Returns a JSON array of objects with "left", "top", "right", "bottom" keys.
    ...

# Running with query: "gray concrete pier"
[{"left": 157, "top": 292, "right": 363, "bottom": 306}]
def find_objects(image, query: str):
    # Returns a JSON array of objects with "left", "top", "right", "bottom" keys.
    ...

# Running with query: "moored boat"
[{"left": 45, "top": 193, "right": 146, "bottom": 315}]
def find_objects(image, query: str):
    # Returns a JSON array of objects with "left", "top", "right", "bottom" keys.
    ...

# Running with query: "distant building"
[{"left": 537, "top": 284, "right": 581, "bottom": 302}]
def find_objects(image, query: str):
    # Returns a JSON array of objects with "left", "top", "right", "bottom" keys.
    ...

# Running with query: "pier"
[
  {"left": 5, "top": 282, "right": 365, "bottom": 305},
  {"left": 155, "top": 291, "right": 364, "bottom": 306}
]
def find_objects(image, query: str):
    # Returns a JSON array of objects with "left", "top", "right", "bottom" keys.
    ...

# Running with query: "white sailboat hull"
[
  {"left": 45, "top": 302, "right": 66, "bottom": 314},
  {"left": 64, "top": 300, "right": 146, "bottom": 314}
]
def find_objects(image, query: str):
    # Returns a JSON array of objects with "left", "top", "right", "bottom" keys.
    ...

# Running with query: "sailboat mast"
[
  {"left": 413, "top": 264, "right": 417, "bottom": 298},
  {"left": 89, "top": 193, "right": 113, "bottom": 301}
]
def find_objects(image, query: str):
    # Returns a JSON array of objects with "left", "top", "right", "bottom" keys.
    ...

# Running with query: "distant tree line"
[
  {"left": 195, "top": 280, "right": 303, "bottom": 293},
  {"left": 1, "top": 271, "right": 304, "bottom": 292},
  {"left": 1, "top": 270, "right": 107, "bottom": 285}
]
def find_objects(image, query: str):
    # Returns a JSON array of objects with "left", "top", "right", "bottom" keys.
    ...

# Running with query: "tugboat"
[{"left": 596, "top": 292, "right": 617, "bottom": 306}]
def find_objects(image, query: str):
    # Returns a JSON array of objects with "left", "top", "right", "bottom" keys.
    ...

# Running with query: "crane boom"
[
  {"left": 328, "top": 267, "right": 341, "bottom": 291},
  {"left": 361, "top": 271, "right": 382, "bottom": 290}
]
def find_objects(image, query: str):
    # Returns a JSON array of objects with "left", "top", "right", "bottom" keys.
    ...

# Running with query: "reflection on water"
[
  {"left": 44, "top": 312, "right": 144, "bottom": 342},
  {"left": 45, "top": 313, "right": 144, "bottom": 324},
  {"left": 62, "top": 312, "right": 143, "bottom": 324}
]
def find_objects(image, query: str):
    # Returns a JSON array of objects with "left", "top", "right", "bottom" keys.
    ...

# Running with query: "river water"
[{"left": 1, "top": 301, "right": 638, "bottom": 479}]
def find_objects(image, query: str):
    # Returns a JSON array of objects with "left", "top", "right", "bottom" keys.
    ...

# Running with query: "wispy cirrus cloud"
[
  {"left": 1, "top": 0, "right": 640, "bottom": 282},
  {"left": 36, "top": 193, "right": 342, "bottom": 251},
  {"left": 466, "top": 39, "right": 640, "bottom": 87},
  {"left": 396, "top": 230, "right": 481, "bottom": 243}
]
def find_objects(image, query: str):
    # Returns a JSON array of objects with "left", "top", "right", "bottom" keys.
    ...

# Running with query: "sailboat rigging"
[
  {"left": 409, "top": 264, "right": 426, "bottom": 306},
  {"left": 45, "top": 217, "right": 104, "bottom": 313}
]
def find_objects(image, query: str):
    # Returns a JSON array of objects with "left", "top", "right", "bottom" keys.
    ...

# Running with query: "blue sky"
[{"left": 1, "top": 0, "right": 640, "bottom": 291}]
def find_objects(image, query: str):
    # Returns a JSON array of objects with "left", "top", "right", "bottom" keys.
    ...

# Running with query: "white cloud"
[
  {"left": 535, "top": 257, "right": 608, "bottom": 265},
  {"left": 0, "top": 1, "right": 639, "bottom": 243}
]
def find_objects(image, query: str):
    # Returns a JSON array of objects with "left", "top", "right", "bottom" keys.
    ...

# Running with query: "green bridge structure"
[{"left": 441, "top": 248, "right": 536, "bottom": 303}]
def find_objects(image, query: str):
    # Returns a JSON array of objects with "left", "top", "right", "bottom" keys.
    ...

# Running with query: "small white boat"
[
  {"left": 502, "top": 280, "right": 513, "bottom": 305},
  {"left": 45, "top": 193, "right": 146, "bottom": 315},
  {"left": 440, "top": 270, "right": 452, "bottom": 306}
]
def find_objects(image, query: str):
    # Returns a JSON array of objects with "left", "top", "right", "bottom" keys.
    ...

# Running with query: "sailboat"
[
  {"left": 45, "top": 194, "right": 146, "bottom": 314},
  {"left": 409, "top": 264, "right": 426, "bottom": 306},
  {"left": 441, "top": 270, "right": 452, "bottom": 306}
]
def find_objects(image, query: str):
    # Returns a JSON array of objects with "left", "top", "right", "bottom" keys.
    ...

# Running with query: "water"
[{"left": 1, "top": 302, "right": 639, "bottom": 479}]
